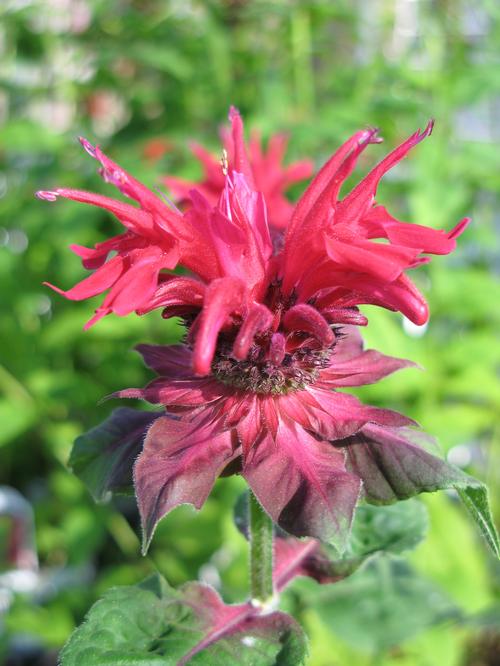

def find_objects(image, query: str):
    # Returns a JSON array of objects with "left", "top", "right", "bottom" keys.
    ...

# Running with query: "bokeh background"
[{"left": 1, "top": 1, "right": 500, "bottom": 664}]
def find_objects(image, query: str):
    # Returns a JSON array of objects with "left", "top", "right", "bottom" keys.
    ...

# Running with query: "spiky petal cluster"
[
  {"left": 163, "top": 107, "right": 314, "bottom": 231},
  {"left": 38, "top": 109, "right": 470, "bottom": 550},
  {"left": 37, "top": 109, "right": 467, "bottom": 368}
]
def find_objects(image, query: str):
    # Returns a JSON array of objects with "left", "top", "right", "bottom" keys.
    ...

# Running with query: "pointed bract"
[{"left": 133, "top": 416, "right": 237, "bottom": 552}]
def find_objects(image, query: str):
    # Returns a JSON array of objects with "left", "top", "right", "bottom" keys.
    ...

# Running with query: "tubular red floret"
[
  {"left": 283, "top": 304, "right": 335, "bottom": 346},
  {"left": 233, "top": 304, "right": 274, "bottom": 361},
  {"left": 193, "top": 277, "right": 247, "bottom": 376}
]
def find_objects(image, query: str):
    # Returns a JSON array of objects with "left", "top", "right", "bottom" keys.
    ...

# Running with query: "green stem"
[{"left": 248, "top": 490, "right": 274, "bottom": 603}]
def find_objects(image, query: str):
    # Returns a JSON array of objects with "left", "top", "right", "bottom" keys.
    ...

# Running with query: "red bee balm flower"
[
  {"left": 163, "top": 107, "right": 314, "bottom": 231},
  {"left": 37, "top": 109, "right": 467, "bottom": 334},
  {"left": 38, "top": 109, "right": 473, "bottom": 552}
]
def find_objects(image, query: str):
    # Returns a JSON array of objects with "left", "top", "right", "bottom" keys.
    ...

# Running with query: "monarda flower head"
[{"left": 37, "top": 109, "right": 473, "bottom": 553}]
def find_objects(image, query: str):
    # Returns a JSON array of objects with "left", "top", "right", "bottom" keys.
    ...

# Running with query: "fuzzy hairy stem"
[{"left": 248, "top": 490, "right": 274, "bottom": 604}]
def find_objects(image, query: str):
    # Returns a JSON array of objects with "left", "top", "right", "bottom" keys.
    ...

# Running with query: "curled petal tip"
[
  {"left": 449, "top": 216, "right": 471, "bottom": 240},
  {"left": 359, "top": 127, "right": 382, "bottom": 146},
  {"left": 42, "top": 280, "right": 65, "bottom": 295},
  {"left": 36, "top": 190, "right": 59, "bottom": 202},
  {"left": 78, "top": 136, "right": 97, "bottom": 157},
  {"left": 421, "top": 119, "right": 434, "bottom": 139},
  {"left": 410, "top": 303, "right": 429, "bottom": 326},
  {"left": 228, "top": 105, "right": 241, "bottom": 121},
  {"left": 99, "top": 165, "right": 125, "bottom": 188}
]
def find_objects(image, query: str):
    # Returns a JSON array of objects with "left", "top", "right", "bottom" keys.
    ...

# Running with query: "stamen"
[
  {"left": 268, "top": 333, "right": 286, "bottom": 366},
  {"left": 154, "top": 186, "right": 182, "bottom": 214},
  {"left": 283, "top": 304, "right": 335, "bottom": 346},
  {"left": 233, "top": 304, "right": 273, "bottom": 361},
  {"left": 220, "top": 148, "right": 229, "bottom": 176}
]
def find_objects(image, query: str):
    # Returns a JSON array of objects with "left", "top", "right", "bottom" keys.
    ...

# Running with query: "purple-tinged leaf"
[
  {"left": 273, "top": 500, "right": 429, "bottom": 590},
  {"left": 340, "top": 424, "right": 500, "bottom": 558},
  {"left": 242, "top": 420, "right": 362, "bottom": 553},
  {"left": 60, "top": 573, "right": 308, "bottom": 666},
  {"left": 68, "top": 408, "right": 160, "bottom": 501},
  {"left": 135, "top": 343, "right": 195, "bottom": 379},
  {"left": 134, "top": 416, "right": 238, "bottom": 553},
  {"left": 274, "top": 538, "right": 332, "bottom": 590}
]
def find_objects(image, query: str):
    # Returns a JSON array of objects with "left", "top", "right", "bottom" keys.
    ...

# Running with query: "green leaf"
[
  {"left": 308, "top": 500, "right": 429, "bottom": 581},
  {"left": 307, "top": 556, "right": 460, "bottom": 654},
  {"left": 342, "top": 425, "right": 500, "bottom": 558},
  {"left": 60, "top": 574, "right": 307, "bottom": 666},
  {"left": 346, "top": 499, "right": 429, "bottom": 557},
  {"left": 456, "top": 485, "right": 500, "bottom": 559},
  {"left": 69, "top": 408, "right": 160, "bottom": 502}
]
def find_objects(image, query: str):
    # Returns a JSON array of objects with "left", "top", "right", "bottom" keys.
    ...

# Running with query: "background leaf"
[{"left": 301, "top": 556, "right": 461, "bottom": 654}]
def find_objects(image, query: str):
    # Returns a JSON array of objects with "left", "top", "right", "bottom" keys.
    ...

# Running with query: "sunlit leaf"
[
  {"left": 60, "top": 574, "right": 307, "bottom": 666},
  {"left": 306, "top": 557, "right": 460, "bottom": 654}
]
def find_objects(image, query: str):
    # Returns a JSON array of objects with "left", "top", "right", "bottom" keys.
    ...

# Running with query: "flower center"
[{"left": 211, "top": 339, "right": 333, "bottom": 395}]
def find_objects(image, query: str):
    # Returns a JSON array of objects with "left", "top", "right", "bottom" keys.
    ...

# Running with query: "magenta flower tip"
[
  {"left": 415, "top": 119, "right": 434, "bottom": 142},
  {"left": 449, "top": 216, "right": 471, "bottom": 240},
  {"left": 36, "top": 189, "right": 60, "bottom": 202},
  {"left": 359, "top": 127, "right": 381, "bottom": 146},
  {"left": 228, "top": 105, "right": 241, "bottom": 121},
  {"left": 78, "top": 136, "right": 97, "bottom": 158},
  {"left": 42, "top": 280, "right": 64, "bottom": 295}
]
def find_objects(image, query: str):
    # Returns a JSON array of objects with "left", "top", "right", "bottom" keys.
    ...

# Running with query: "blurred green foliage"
[{"left": 1, "top": 1, "right": 500, "bottom": 664}]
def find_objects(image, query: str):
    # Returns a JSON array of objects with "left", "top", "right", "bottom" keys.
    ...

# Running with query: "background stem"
[{"left": 248, "top": 490, "right": 274, "bottom": 603}]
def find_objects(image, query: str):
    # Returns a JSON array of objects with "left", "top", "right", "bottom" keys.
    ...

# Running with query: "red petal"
[
  {"left": 283, "top": 303, "right": 334, "bottom": 346},
  {"left": 135, "top": 344, "right": 194, "bottom": 379},
  {"left": 44, "top": 254, "right": 124, "bottom": 301},
  {"left": 38, "top": 188, "right": 156, "bottom": 234},
  {"left": 320, "top": 349, "right": 417, "bottom": 387},
  {"left": 228, "top": 106, "right": 254, "bottom": 186},
  {"left": 232, "top": 303, "right": 273, "bottom": 360},
  {"left": 137, "top": 276, "right": 205, "bottom": 315},
  {"left": 193, "top": 277, "right": 247, "bottom": 375},
  {"left": 324, "top": 236, "right": 420, "bottom": 282},
  {"left": 337, "top": 121, "right": 434, "bottom": 227}
]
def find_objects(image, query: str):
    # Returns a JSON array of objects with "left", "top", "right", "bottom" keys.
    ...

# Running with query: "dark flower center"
[{"left": 211, "top": 338, "right": 333, "bottom": 395}]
